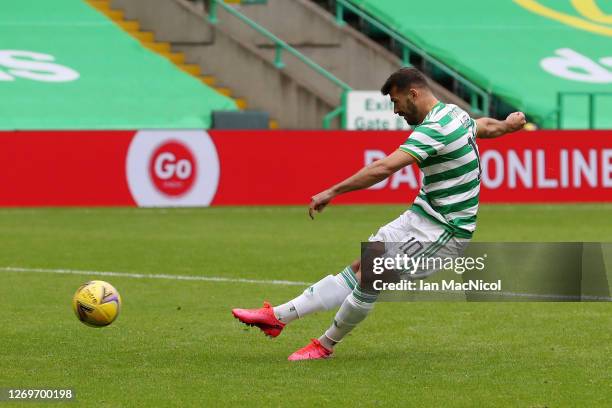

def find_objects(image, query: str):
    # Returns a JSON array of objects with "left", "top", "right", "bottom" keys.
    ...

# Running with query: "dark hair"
[{"left": 381, "top": 67, "right": 429, "bottom": 95}]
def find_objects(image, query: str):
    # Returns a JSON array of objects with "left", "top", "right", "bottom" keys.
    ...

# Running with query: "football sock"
[
  {"left": 319, "top": 284, "right": 378, "bottom": 350},
  {"left": 273, "top": 266, "right": 357, "bottom": 324}
]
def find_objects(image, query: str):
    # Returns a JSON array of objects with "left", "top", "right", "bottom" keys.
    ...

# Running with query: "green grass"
[{"left": 0, "top": 205, "right": 611, "bottom": 407}]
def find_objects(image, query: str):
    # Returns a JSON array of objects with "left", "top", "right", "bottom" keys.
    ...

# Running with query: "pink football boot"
[
  {"left": 287, "top": 339, "right": 333, "bottom": 361},
  {"left": 231, "top": 301, "right": 286, "bottom": 338}
]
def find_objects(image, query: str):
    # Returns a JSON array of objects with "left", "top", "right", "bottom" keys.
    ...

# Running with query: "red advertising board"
[{"left": 0, "top": 130, "right": 610, "bottom": 206}]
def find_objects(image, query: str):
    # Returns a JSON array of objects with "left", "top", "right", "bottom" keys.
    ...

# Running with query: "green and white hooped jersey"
[{"left": 399, "top": 102, "right": 481, "bottom": 239}]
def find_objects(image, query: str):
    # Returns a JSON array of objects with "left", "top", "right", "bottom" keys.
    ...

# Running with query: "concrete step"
[
  {"left": 200, "top": 76, "right": 217, "bottom": 86},
  {"left": 88, "top": 0, "right": 111, "bottom": 11},
  {"left": 214, "top": 87, "right": 232, "bottom": 97},
  {"left": 117, "top": 20, "right": 140, "bottom": 31},
  {"left": 164, "top": 52, "right": 186, "bottom": 64},
  {"left": 105, "top": 9, "right": 125, "bottom": 20},
  {"left": 142, "top": 41, "right": 171, "bottom": 53},
  {"left": 235, "top": 98, "right": 248, "bottom": 109},
  {"left": 131, "top": 31, "right": 155, "bottom": 42},
  {"left": 178, "top": 64, "right": 201, "bottom": 76}
]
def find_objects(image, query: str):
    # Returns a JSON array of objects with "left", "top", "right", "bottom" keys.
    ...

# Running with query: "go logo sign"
[
  {"left": 149, "top": 141, "right": 197, "bottom": 196},
  {"left": 126, "top": 130, "right": 220, "bottom": 207}
]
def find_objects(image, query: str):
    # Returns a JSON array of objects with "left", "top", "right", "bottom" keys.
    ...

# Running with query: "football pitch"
[{"left": 1, "top": 204, "right": 611, "bottom": 407}]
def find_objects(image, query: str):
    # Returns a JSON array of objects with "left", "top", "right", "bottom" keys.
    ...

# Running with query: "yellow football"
[{"left": 72, "top": 280, "right": 121, "bottom": 327}]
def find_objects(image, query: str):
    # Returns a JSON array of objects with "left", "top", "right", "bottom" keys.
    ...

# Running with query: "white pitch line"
[
  {"left": 483, "top": 291, "right": 612, "bottom": 301},
  {"left": 1, "top": 266, "right": 610, "bottom": 301},
  {"left": 0, "top": 266, "right": 311, "bottom": 287},
  {"left": 401, "top": 290, "right": 612, "bottom": 302}
]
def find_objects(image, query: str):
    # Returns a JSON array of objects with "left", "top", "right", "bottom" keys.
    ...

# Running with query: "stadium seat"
[
  {"left": 0, "top": 0, "right": 237, "bottom": 130},
  {"left": 343, "top": 0, "right": 612, "bottom": 129}
]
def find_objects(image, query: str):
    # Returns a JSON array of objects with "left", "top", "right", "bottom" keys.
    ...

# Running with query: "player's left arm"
[
  {"left": 308, "top": 150, "right": 415, "bottom": 219},
  {"left": 476, "top": 112, "right": 526, "bottom": 139}
]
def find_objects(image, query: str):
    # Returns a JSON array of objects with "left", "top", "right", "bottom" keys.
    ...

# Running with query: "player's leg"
[
  {"left": 287, "top": 210, "right": 456, "bottom": 360},
  {"left": 313, "top": 212, "right": 469, "bottom": 350},
  {"left": 287, "top": 244, "right": 385, "bottom": 361},
  {"left": 321, "top": 264, "right": 378, "bottom": 342},
  {"left": 231, "top": 261, "right": 359, "bottom": 337},
  {"left": 287, "top": 263, "right": 380, "bottom": 360},
  {"left": 273, "top": 259, "right": 360, "bottom": 323}
]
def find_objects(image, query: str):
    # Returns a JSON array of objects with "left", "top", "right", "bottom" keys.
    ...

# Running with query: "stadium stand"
[
  {"left": 317, "top": 0, "right": 612, "bottom": 129},
  {"left": 88, "top": 0, "right": 275, "bottom": 128},
  {"left": 113, "top": 0, "right": 474, "bottom": 128},
  {"left": 0, "top": 0, "right": 237, "bottom": 130}
]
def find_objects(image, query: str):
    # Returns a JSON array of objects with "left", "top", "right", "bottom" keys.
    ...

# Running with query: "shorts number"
[{"left": 398, "top": 238, "right": 424, "bottom": 257}]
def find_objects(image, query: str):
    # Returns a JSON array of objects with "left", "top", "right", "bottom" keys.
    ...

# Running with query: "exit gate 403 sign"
[{"left": 345, "top": 91, "right": 411, "bottom": 130}]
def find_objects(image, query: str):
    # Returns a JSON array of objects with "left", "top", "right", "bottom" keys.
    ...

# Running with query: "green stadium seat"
[
  {"left": 347, "top": 0, "right": 612, "bottom": 129},
  {"left": 0, "top": 0, "right": 237, "bottom": 130}
]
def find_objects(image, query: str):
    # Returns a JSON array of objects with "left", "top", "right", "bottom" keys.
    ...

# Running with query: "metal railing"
[
  {"left": 557, "top": 92, "right": 612, "bottom": 129},
  {"left": 334, "top": 0, "right": 490, "bottom": 116},
  {"left": 322, "top": 91, "right": 349, "bottom": 129},
  {"left": 208, "top": 0, "right": 352, "bottom": 128}
]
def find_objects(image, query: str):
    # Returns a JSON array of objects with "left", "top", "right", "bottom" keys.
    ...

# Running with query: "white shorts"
[{"left": 368, "top": 209, "right": 470, "bottom": 279}]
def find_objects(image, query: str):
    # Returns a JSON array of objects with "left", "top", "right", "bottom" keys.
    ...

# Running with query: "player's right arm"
[
  {"left": 308, "top": 149, "right": 415, "bottom": 219},
  {"left": 476, "top": 112, "right": 526, "bottom": 138}
]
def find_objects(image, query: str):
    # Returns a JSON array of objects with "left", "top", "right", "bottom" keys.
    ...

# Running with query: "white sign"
[
  {"left": 0, "top": 50, "right": 79, "bottom": 82},
  {"left": 345, "top": 91, "right": 411, "bottom": 130},
  {"left": 541, "top": 48, "right": 612, "bottom": 83}
]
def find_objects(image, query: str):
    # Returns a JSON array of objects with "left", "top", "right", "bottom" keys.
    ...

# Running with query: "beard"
[
  {"left": 402, "top": 113, "right": 420, "bottom": 126},
  {"left": 400, "top": 104, "right": 420, "bottom": 126}
]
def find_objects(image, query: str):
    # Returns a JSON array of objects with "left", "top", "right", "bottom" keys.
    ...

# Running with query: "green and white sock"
[
  {"left": 273, "top": 266, "right": 357, "bottom": 324},
  {"left": 319, "top": 284, "right": 378, "bottom": 350}
]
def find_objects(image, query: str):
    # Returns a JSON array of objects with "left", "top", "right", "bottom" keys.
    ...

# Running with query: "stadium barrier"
[{"left": 0, "top": 130, "right": 610, "bottom": 206}]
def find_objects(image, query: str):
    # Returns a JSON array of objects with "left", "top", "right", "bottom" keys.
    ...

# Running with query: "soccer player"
[{"left": 232, "top": 67, "right": 526, "bottom": 360}]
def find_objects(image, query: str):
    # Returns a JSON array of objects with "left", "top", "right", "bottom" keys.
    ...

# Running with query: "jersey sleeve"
[{"left": 399, "top": 124, "right": 446, "bottom": 162}]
